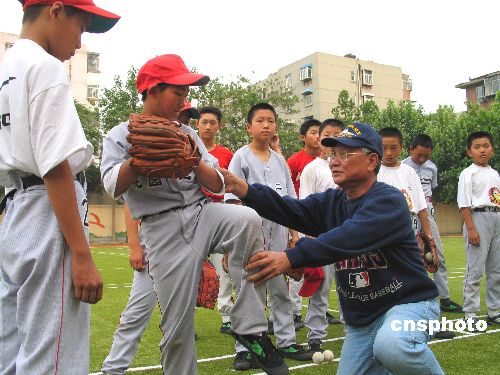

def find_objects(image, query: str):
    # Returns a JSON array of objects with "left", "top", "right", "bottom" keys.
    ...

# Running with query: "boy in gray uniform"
[
  {"left": 225, "top": 103, "right": 313, "bottom": 370},
  {"left": 100, "top": 55, "right": 288, "bottom": 375},
  {"left": 402, "top": 134, "right": 463, "bottom": 313},
  {"left": 457, "top": 131, "right": 500, "bottom": 326}
]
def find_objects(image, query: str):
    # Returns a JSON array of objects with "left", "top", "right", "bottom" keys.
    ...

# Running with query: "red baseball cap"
[
  {"left": 298, "top": 267, "right": 325, "bottom": 297},
  {"left": 20, "top": 0, "right": 120, "bottom": 33},
  {"left": 180, "top": 100, "right": 200, "bottom": 119},
  {"left": 136, "top": 54, "right": 210, "bottom": 94}
]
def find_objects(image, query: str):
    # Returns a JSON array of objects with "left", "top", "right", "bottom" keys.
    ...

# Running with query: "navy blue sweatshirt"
[{"left": 243, "top": 181, "right": 438, "bottom": 327}]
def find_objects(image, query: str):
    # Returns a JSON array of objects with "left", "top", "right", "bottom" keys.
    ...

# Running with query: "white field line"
[{"left": 88, "top": 324, "right": 500, "bottom": 375}]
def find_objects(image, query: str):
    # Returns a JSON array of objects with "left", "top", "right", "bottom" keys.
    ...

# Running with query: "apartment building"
[
  {"left": 260, "top": 52, "right": 412, "bottom": 123},
  {"left": 456, "top": 71, "right": 500, "bottom": 109},
  {"left": 0, "top": 31, "right": 102, "bottom": 107}
]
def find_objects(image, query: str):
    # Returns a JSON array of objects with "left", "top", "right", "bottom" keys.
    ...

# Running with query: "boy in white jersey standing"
[
  {"left": 0, "top": 1, "right": 119, "bottom": 374},
  {"left": 457, "top": 131, "right": 500, "bottom": 326},
  {"left": 403, "top": 134, "right": 463, "bottom": 314},
  {"left": 299, "top": 119, "right": 343, "bottom": 353}
]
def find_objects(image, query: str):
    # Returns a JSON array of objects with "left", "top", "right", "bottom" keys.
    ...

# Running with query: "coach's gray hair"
[{"left": 360, "top": 147, "right": 381, "bottom": 174}]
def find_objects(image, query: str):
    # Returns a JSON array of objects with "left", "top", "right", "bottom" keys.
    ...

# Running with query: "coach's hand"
[
  {"left": 72, "top": 252, "right": 104, "bottom": 304},
  {"left": 245, "top": 251, "right": 292, "bottom": 286},
  {"left": 220, "top": 169, "right": 249, "bottom": 199}
]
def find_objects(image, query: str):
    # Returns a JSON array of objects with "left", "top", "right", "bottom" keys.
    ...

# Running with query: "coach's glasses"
[{"left": 326, "top": 151, "right": 369, "bottom": 163}]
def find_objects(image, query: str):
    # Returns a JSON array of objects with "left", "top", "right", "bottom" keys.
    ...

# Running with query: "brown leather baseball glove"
[
  {"left": 127, "top": 113, "right": 201, "bottom": 179},
  {"left": 416, "top": 232, "right": 440, "bottom": 273},
  {"left": 197, "top": 260, "right": 220, "bottom": 309}
]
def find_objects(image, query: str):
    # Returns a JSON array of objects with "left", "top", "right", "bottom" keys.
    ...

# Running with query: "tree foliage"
[
  {"left": 189, "top": 76, "right": 301, "bottom": 157},
  {"left": 329, "top": 90, "right": 500, "bottom": 203},
  {"left": 99, "top": 67, "right": 143, "bottom": 133}
]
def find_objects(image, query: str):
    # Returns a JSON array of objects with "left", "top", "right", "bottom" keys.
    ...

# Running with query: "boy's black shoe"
[
  {"left": 308, "top": 339, "right": 323, "bottom": 353},
  {"left": 486, "top": 313, "right": 500, "bottom": 325},
  {"left": 293, "top": 314, "right": 304, "bottom": 330},
  {"left": 440, "top": 299, "right": 464, "bottom": 313},
  {"left": 220, "top": 321, "right": 232, "bottom": 334},
  {"left": 231, "top": 332, "right": 289, "bottom": 375},
  {"left": 432, "top": 330, "right": 455, "bottom": 340},
  {"left": 233, "top": 351, "right": 259, "bottom": 371},
  {"left": 326, "top": 311, "right": 342, "bottom": 325},
  {"left": 278, "top": 343, "right": 313, "bottom": 361}
]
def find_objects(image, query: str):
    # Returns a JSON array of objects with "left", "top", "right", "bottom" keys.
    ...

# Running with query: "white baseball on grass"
[
  {"left": 323, "top": 349, "right": 334, "bottom": 362},
  {"left": 425, "top": 252, "right": 434, "bottom": 262},
  {"left": 312, "top": 351, "right": 324, "bottom": 364}
]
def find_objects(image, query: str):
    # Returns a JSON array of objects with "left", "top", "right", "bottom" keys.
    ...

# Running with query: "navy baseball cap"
[{"left": 321, "top": 122, "right": 382, "bottom": 158}]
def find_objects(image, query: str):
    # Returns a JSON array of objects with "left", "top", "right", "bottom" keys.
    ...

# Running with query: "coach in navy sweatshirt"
[{"left": 222, "top": 123, "right": 444, "bottom": 375}]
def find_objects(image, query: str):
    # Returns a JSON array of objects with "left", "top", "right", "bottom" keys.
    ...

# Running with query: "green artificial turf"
[{"left": 89, "top": 237, "right": 500, "bottom": 374}]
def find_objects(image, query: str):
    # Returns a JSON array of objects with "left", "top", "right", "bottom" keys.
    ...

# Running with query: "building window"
[
  {"left": 484, "top": 75, "right": 500, "bottom": 97},
  {"left": 87, "top": 85, "right": 99, "bottom": 99},
  {"left": 5, "top": 42, "right": 14, "bottom": 50},
  {"left": 285, "top": 74, "right": 292, "bottom": 89},
  {"left": 362, "top": 69, "right": 373, "bottom": 86},
  {"left": 87, "top": 53, "right": 100, "bottom": 73},
  {"left": 403, "top": 79, "right": 413, "bottom": 91},
  {"left": 476, "top": 86, "right": 486, "bottom": 102},
  {"left": 304, "top": 93, "right": 313, "bottom": 107},
  {"left": 299, "top": 65, "right": 312, "bottom": 81},
  {"left": 362, "top": 93, "right": 374, "bottom": 103},
  {"left": 350, "top": 71, "right": 356, "bottom": 82}
]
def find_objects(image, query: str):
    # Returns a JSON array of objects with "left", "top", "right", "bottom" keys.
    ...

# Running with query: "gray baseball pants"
[
  {"left": 427, "top": 202, "right": 450, "bottom": 300},
  {"left": 0, "top": 181, "right": 90, "bottom": 375},
  {"left": 101, "top": 269, "right": 157, "bottom": 375},
  {"left": 140, "top": 201, "right": 268, "bottom": 375},
  {"left": 463, "top": 211, "right": 500, "bottom": 315},
  {"left": 210, "top": 253, "right": 234, "bottom": 323}
]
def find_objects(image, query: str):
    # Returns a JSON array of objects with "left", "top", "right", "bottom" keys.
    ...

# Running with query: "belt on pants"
[{"left": 474, "top": 206, "right": 500, "bottom": 213}]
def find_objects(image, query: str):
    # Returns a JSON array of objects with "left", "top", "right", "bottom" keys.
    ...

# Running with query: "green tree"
[
  {"left": 189, "top": 75, "right": 301, "bottom": 157},
  {"left": 331, "top": 90, "right": 361, "bottom": 124},
  {"left": 99, "top": 67, "right": 143, "bottom": 133},
  {"left": 359, "top": 100, "right": 380, "bottom": 125}
]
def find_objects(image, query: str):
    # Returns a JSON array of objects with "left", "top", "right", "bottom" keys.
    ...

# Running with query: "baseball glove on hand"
[
  {"left": 416, "top": 232, "right": 440, "bottom": 273},
  {"left": 197, "top": 260, "right": 220, "bottom": 309},
  {"left": 127, "top": 113, "right": 201, "bottom": 179}
]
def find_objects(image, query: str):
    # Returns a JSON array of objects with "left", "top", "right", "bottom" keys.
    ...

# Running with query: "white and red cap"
[
  {"left": 20, "top": 0, "right": 120, "bottom": 33},
  {"left": 136, "top": 54, "right": 210, "bottom": 94}
]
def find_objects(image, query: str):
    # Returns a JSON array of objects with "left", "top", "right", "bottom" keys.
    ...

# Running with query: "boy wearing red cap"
[
  {"left": 0, "top": 1, "right": 119, "bottom": 374},
  {"left": 100, "top": 55, "right": 288, "bottom": 375}
]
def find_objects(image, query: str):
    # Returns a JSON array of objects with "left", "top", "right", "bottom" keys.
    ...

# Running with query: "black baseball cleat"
[
  {"left": 486, "top": 313, "right": 500, "bottom": 325},
  {"left": 326, "top": 311, "right": 342, "bottom": 325},
  {"left": 278, "top": 343, "right": 313, "bottom": 361},
  {"left": 231, "top": 332, "right": 289, "bottom": 375},
  {"left": 432, "top": 330, "right": 455, "bottom": 340},
  {"left": 220, "top": 321, "right": 232, "bottom": 334},
  {"left": 293, "top": 314, "right": 304, "bottom": 331},
  {"left": 233, "top": 351, "right": 259, "bottom": 371},
  {"left": 308, "top": 339, "right": 324, "bottom": 353},
  {"left": 440, "top": 299, "right": 464, "bottom": 313}
]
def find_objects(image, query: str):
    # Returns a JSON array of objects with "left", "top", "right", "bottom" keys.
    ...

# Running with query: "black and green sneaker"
[
  {"left": 278, "top": 343, "right": 313, "bottom": 361},
  {"left": 233, "top": 351, "right": 259, "bottom": 371},
  {"left": 220, "top": 321, "right": 232, "bottom": 334},
  {"left": 231, "top": 332, "right": 289, "bottom": 375},
  {"left": 440, "top": 299, "right": 464, "bottom": 313}
]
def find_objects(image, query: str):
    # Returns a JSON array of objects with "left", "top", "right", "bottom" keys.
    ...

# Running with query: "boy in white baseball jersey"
[
  {"left": 0, "top": 1, "right": 119, "bottom": 374},
  {"left": 403, "top": 134, "right": 463, "bottom": 314},
  {"left": 377, "top": 127, "right": 433, "bottom": 238},
  {"left": 100, "top": 56, "right": 288, "bottom": 375},
  {"left": 299, "top": 120, "right": 344, "bottom": 353},
  {"left": 226, "top": 103, "right": 313, "bottom": 370},
  {"left": 457, "top": 131, "right": 500, "bottom": 325}
]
